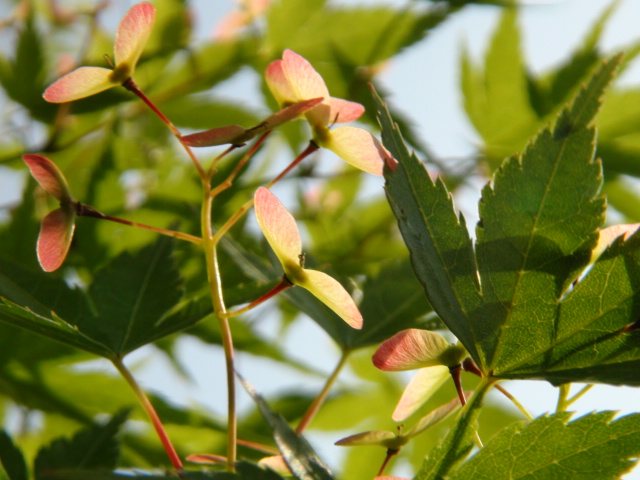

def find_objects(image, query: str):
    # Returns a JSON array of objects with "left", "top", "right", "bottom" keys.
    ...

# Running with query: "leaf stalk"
[
  {"left": 111, "top": 356, "right": 183, "bottom": 471},
  {"left": 296, "top": 351, "right": 351, "bottom": 435}
]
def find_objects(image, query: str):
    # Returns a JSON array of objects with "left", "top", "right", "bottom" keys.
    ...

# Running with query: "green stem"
[
  {"left": 427, "top": 377, "right": 493, "bottom": 479},
  {"left": 462, "top": 360, "right": 531, "bottom": 420},
  {"left": 213, "top": 248, "right": 237, "bottom": 471},
  {"left": 556, "top": 384, "right": 571, "bottom": 412},
  {"left": 566, "top": 384, "right": 593, "bottom": 408},
  {"left": 123, "top": 80, "right": 236, "bottom": 468},
  {"left": 296, "top": 351, "right": 350, "bottom": 435},
  {"left": 201, "top": 174, "right": 237, "bottom": 470},
  {"left": 494, "top": 383, "right": 532, "bottom": 421},
  {"left": 111, "top": 357, "right": 183, "bottom": 471}
]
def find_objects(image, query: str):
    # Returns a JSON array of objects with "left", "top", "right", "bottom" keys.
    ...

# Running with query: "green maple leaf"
[
  {"left": 0, "top": 236, "right": 204, "bottom": 359},
  {"left": 377, "top": 54, "right": 640, "bottom": 386},
  {"left": 449, "top": 410, "right": 640, "bottom": 480}
]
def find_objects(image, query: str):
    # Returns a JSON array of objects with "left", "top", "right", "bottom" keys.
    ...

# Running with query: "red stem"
[
  {"left": 462, "top": 358, "right": 483, "bottom": 377},
  {"left": 123, "top": 78, "right": 206, "bottom": 179},
  {"left": 449, "top": 364, "right": 467, "bottom": 406},
  {"left": 210, "top": 131, "right": 272, "bottom": 198},
  {"left": 377, "top": 449, "right": 400, "bottom": 476},
  {"left": 76, "top": 203, "right": 202, "bottom": 245},
  {"left": 112, "top": 357, "right": 183, "bottom": 471},
  {"left": 264, "top": 141, "right": 319, "bottom": 189},
  {"left": 295, "top": 352, "right": 349, "bottom": 435},
  {"left": 123, "top": 78, "right": 178, "bottom": 135},
  {"left": 224, "top": 277, "right": 293, "bottom": 318}
]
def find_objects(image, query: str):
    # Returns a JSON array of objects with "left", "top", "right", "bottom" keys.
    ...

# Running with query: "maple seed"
[
  {"left": 265, "top": 49, "right": 391, "bottom": 175},
  {"left": 373, "top": 329, "right": 469, "bottom": 420},
  {"left": 23, "top": 154, "right": 77, "bottom": 272},
  {"left": 254, "top": 187, "right": 363, "bottom": 329},
  {"left": 180, "top": 98, "right": 323, "bottom": 147},
  {"left": 43, "top": 2, "right": 156, "bottom": 103}
]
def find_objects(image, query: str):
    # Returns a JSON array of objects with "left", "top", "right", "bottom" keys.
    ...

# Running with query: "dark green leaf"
[
  {"left": 506, "top": 231, "right": 640, "bottom": 385},
  {"left": 34, "top": 410, "right": 129, "bottom": 479},
  {"left": 0, "top": 236, "right": 205, "bottom": 359},
  {"left": 378, "top": 53, "right": 640, "bottom": 385},
  {"left": 473, "top": 76, "right": 608, "bottom": 372},
  {"left": 240, "top": 376, "right": 335, "bottom": 480},
  {"left": 85, "top": 235, "right": 185, "bottom": 355},
  {"left": 0, "top": 256, "right": 92, "bottom": 323},
  {"left": 0, "top": 298, "right": 114, "bottom": 358},
  {"left": 483, "top": 55, "right": 625, "bottom": 379},
  {"left": 0, "top": 257, "right": 98, "bottom": 364},
  {"left": 0, "top": 322, "right": 81, "bottom": 370},
  {"left": 450, "top": 411, "right": 640, "bottom": 480},
  {"left": 374, "top": 87, "right": 483, "bottom": 363},
  {"left": 0, "top": 431, "right": 28, "bottom": 480},
  {"left": 555, "top": 54, "right": 622, "bottom": 133}
]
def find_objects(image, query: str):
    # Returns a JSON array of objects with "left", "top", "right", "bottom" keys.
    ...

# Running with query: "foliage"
[{"left": 0, "top": 1, "right": 640, "bottom": 480}]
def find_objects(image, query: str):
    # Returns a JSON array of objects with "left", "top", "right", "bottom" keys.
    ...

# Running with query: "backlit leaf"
[
  {"left": 240, "top": 375, "right": 336, "bottom": 480},
  {"left": 374, "top": 88, "right": 483, "bottom": 363},
  {"left": 450, "top": 411, "right": 640, "bottom": 480},
  {"left": 378, "top": 55, "right": 640, "bottom": 385},
  {"left": 0, "top": 298, "right": 113, "bottom": 358}
]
